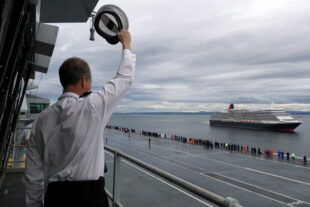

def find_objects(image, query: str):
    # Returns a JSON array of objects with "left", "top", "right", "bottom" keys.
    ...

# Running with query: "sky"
[{"left": 32, "top": 0, "right": 310, "bottom": 112}]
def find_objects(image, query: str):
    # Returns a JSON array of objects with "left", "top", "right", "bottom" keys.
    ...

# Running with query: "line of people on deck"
[{"left": 106, "top": 125, "right": 308, "bottom": 165}]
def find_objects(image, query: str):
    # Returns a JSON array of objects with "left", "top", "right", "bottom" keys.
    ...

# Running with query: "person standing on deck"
[{"left": 23, "top": 30, "right": 135, "bottom": 207}]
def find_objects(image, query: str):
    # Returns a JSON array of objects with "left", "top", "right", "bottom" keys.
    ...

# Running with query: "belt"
[{"left": 48, "top": 176, "right": 105, "bottom": 193}]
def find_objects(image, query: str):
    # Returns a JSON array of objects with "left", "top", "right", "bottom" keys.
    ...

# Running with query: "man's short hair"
[{"left": 59, "top": 57, "right": 91, "bottom": 88}]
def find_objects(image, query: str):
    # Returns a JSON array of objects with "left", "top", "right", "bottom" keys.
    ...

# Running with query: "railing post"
[
  {"left": 223, "top": 197, "right": 240, "bottom": 207},
  {"left": 113, "top": 150, "right": 121, "bottom": 207}
]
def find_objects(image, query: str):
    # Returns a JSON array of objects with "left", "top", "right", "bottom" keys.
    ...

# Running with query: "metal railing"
[{"left": 104, "top": 145, "right": 243, "bottom": 207}]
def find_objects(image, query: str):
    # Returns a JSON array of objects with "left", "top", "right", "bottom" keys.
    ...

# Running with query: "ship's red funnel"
[{"left": 228, "top": 104, "right": 234, "bottom": 110}]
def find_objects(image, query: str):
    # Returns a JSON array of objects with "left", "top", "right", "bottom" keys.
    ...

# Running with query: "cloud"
[{"left": 34, "top": 0, "right": 310, "bottom": 112}]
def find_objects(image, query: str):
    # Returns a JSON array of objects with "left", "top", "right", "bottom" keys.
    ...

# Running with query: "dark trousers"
[{"left": 44, "top": 177, "right": 109, "bottom": 207}]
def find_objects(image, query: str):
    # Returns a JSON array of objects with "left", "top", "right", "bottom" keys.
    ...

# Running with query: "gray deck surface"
[
  {"left": 104, "top": 129, "right": 310, "bottom": 207},
  {"left": 1, "top": 129, "right": 310, "bottom": 207},
  {"left": 0, "top": 171, "right": 26, "bottom": 207}
]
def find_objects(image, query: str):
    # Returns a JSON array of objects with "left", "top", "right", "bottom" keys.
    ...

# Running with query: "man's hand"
[{"left": 118, "top": 30, "right": 131, "bottom": 50}]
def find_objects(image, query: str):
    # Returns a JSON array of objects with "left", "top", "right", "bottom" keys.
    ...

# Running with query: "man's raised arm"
[{"left": 91, "top": 30, "right": 136, "bottom": 124}]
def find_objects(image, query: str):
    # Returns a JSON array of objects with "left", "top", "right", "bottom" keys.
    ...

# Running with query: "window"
[{"left": 29, "top": 103, "right": 49, "bottom": 113}]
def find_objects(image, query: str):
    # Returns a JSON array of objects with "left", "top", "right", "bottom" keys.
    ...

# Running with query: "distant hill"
[
  {"left": 114, "top": 111, "right": 310, "bottom": 115},
  {"left": 288, "top": 111, "right": 310, "bottom": 115},
  {"left": 114, "top": 111, "right": 214, "bottom": 115}
]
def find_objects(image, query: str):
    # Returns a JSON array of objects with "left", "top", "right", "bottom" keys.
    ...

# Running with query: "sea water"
[{"left": 108, "top": 114, "right": 310, "bottom": 157}]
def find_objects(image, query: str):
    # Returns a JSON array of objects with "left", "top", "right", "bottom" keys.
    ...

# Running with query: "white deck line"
[
  {"left": 203, "top": 172, "right": 310, "bottom": 206},
  {"left": 190, "top": 153, "right": 310, "bottom": 187},
  {"left": 200, "top": 172, "right": 296, "bottom": 207}
]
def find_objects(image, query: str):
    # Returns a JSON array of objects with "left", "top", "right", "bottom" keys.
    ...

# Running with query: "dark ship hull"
[
  {"left": 209, "top": 120, "right": 301, "bottom": 132},
  {"left": 210, "top": 104, "right": 302, "bottom": 132}
]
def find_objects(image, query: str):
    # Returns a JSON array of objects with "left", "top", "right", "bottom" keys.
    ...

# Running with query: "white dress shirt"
[{"left": 23, "top": 49, "right": 136, "bottom": 207}]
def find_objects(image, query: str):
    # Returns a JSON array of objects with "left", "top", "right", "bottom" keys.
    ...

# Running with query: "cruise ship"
[{"left": 210, "top": 104, "right": 302, "bottom": 132}]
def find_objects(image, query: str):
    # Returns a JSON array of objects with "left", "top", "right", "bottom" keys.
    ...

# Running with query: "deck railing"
[{"left": 104, "top": 145, "right": 243, "bottom": 207}]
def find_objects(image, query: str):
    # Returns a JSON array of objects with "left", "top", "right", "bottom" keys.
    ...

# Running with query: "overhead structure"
[
  {"left": 30, "top": 23, "right": 58, "bottom": 78},
  {"left": 40, "top": 0, "right": 99, "bottom": 23}
]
